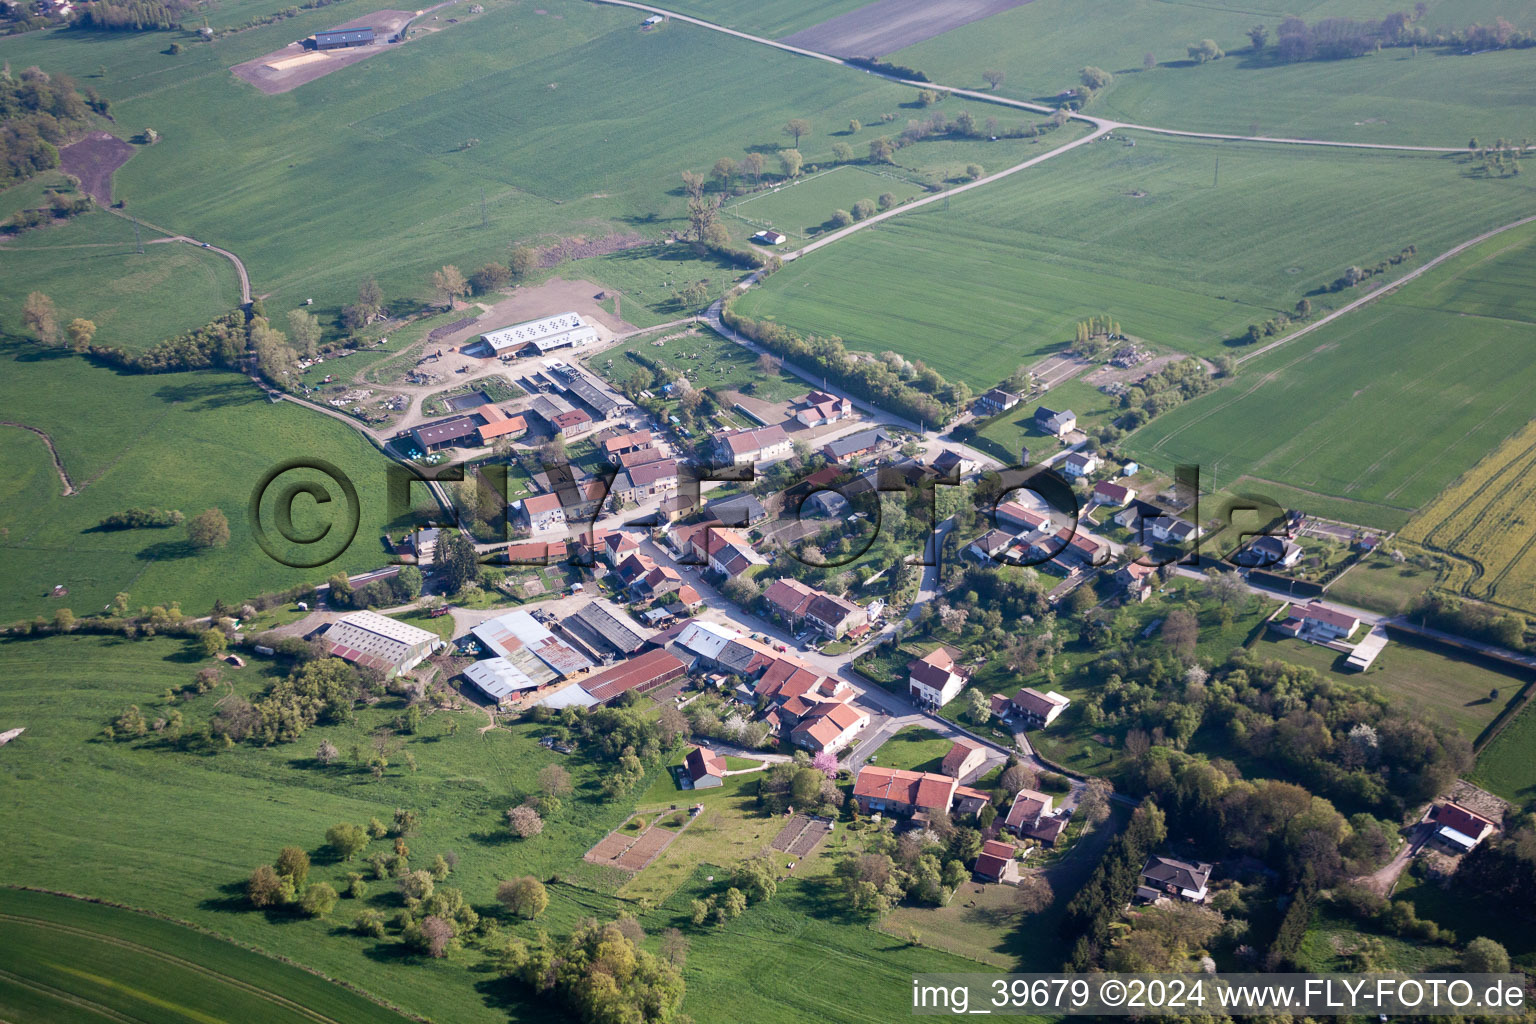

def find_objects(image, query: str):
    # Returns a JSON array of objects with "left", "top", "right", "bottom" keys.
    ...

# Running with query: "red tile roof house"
[
  {"left": 940, "top": 740, "right": 987, "bottom": 780},
  {"left": 973, "top": 839, "right": 1022, "bottom": 885},
  {"left": 603, "top": 429, "right": 653, "bottom": 458},
  {"left": 1004, "top": 787, "right": 1070, "bottom": 846},
  {"left": 995, "top": 500, "right": 1050, "bottom": 535},
  {"left": 714, "top": 423, "right": 792, "bottom": 465},
  {"left": 705, "top": 528, "right": 768, "bottom": 579},
  {"left": 684, "top": 745, "right": 726, "bottom": 789},
  {"left": 1116, "top": 561, "right": 1157, "bottom": 602},
  {"left": 794, "top": 390, "right": 854, "bottom": 427},
  {"left": 1011, "top": 687, "right": 1071, "bottom": 728},
  {"left": 1431, "top": 801, "right": 1498, "bottom": 853},
  {"left": 806, "top": 591, "right": 867, "bottom": 639},
  {"left": 602, "top": 530, "right": 643, "bottom": 566},
  {"left": 630, "top": 564, "right": 683, "bottom": 603},
  {"left": 614, "top": 552, "right": 657, "bottom": 586},
  {"left": 789, "top": 700, "right": 869, "bottom": 755},
  {"left": 908, "top": 647, "right": 970, "bottom": 708},
  {"left": 517, "top": 492, "right": 567, "bottom": 532},
  {"left": 1092, "top": 480, "right": 1136, "bottom": 507},
  {"left": 763, "top": 578, "right": 817, "bottom": 627},
  {"left": 1270, "top": 600, "right": 1361, "bottom": 642},
  {"left": 853, "top": 766, "right": 957, "bottom": 817}
]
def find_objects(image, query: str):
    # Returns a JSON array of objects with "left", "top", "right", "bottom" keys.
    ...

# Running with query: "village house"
[
  {"left": 1034, "top": 406, "right": 1076, "bottom": 437},
  {"left": 974, "top": 387, "right": 1021, "bottom": 416},
  {"left": 704, "top": 493, "right": 768, "bottom": 527},
  {"left": 705, "top": 528, "right": 768, "bottom": 579},
  {"left": 1236, "top": 533, "right": 1303, "bottom": 569},
  {"left": 602, "top": 530, "right": 643, "bottom": 566},
  {"left": 613, "top": 552, "right": 657, "bottom": 587},
  {"left": 940, "top": 739, "right": 987, "bottom": 780},
  {"left": 1060, "top": 451, "right": 1100, "bottom": 479},
  {"left": 517, "top": 492, "right": 567, "bottom": 533},
  {"left": 853, "top": 765, "right": 957, "bottom": 817},
  {"left": 821, "top": 426, "right": 896, "bottom": 464},
  {"left": 1011, "top": 687, "right": 1071, "bottom": 728},
  {"left": 603, "top": 429, "right": 653, "bottom": 459},
  {"left": 931, "top": 449, "right": 978, "bottom": 478},
  {"left": 684, "top": 745, "right": 726, "bottom": 789},
  {"left": 969, "top": 528, "right": 1017, "bottom": 562},
  {"left": 973, "top": 839, "right": 1022, "bottom": 885},
  {"left": 789, "top": 700, "right": 868, "bottom": 754},
  {"left": 1430, "top": 801, "right": 1498, "bottom": 853},
  {"left": 1270, "top": 600, "right": 1361, "bottom": 642},
  {"left": 1023, "top": 527, "right": 1107, "bottom": 572},
  {"left": 1137, "top": 855, "right": 1213, "bottom": 903},
  {"left": 610, "top": 459, "right": 678, "bottom": 504},
  {"left": 907, "top": 647, "right": 970, "bottom": 708},
  {"left": 1004, "top": 787, "right": 1067, "bottom": 846},
  {"left": 1092, "top": 480, "right": 1136, "bottom": 507},
  {"left": 995, "top": 500, "right": 1050, "bottom": 535},
  {"left": 715, "top": 424, "right": 792, "bottom": 465},
  {"left": 794, "top": 389, "right": 854, "bottom": 427},
  {"left": 630, "top": 564, "right": 683, "bottom": 603},
  {"left": 1115, "top": 560, "right": 1158, "bottom": 603}
]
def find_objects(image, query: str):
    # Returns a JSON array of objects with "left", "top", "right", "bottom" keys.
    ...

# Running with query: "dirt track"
[
  {"left": 778, "top": 0, "right": 1031, "bottom": 57},
  {"left": 57, "top": 131, "right": 134, "bottom": 205}
]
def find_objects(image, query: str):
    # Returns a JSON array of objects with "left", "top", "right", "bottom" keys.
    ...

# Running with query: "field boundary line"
[
  {"left": 0, "top": 422, "right": 77, "bottom": 496},
  {"left": 0, "top": 965, "right": 143, "bottom": 1024},
  {"left": 0, "top": 912, "right": 353, "bottom": 1024}
]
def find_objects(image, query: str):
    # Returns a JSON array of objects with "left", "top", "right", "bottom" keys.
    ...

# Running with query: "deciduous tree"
[
  {"left": 496, "top": 875, "right": 548, "bottom": 919},
  {"left": 22, "top": 291, "right": 57, "bottom": 344},
  {"left": 66, "top": 317, "right": 96, "bottom": 351},
  {"left": 187, "top": 508, "right": 230, "bottom": 550},
  {"left": 783, "top": 118, "right": 810, "bottom": 147},
  {"left": 431, "top": 265, "right": 468, "bottom": 309},
  {"left": 778, "top": 148, "right": 803, "bottom": 178},
  {"left": 507, "top": 804, "right": 544, "bottom": 838}
]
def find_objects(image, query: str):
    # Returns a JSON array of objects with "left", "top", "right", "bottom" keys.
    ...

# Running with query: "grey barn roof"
[{"left": 562, "top": 601, "right": 648, "bottom": 657}]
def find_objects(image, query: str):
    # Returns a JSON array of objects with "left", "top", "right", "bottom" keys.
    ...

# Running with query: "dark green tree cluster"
[
  {"left": 1410, "top": 592, "right": 1525, "bottom": 650},
  {"left": 94, "top": 507, "right": 184, "bottom": 531},
  {"left": 832, "top": 820, "right": 970, "bottom": 914},
  {"left": 3, "top": 189, "right": 92, "bottom": 233},
  {"left": 1060, "top": 800, "right": 1167, "bottom": 969},
  {"left": 73, "top": 0, "right": 187, "bottom": 30},
  {"left": 1114, "top": 357, "right": 1215, "bottom": 428},
  {"left": 497, "top": 918, "right": 685, "bottom": 1024},
  {"left": 757, "top": 761, "right": 843, "bottom": 816},
  {"left": 0, "top": 67, "right": 96, "bottom": 189},
  {"left": 1456, "top": 823, "right": 1536, "bottom": 918},
  {"left": 84, "top": 310, "right": 246, "bottom": 372},
  {"left": 324, "top": 566, "right": 421, "bottom": 610},
  {"left": 1274, "top": 10, "right": 1535, "bottom": 62},
  {"left": 213, "top": 657, "right": 380, "bottom": 745}
]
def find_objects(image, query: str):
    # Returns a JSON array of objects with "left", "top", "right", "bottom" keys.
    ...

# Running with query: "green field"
[
  {"left": 1250, "top": 633, "right": 1528, "bottom": 743},
  {"left": 868, "top": 725, "right": 953, "bottom": 772},
  {"left": 0, "top": 215, "right": 242, "bottom": 351},
  {"left": 1470, "top": 700, "right": 1536, "bottom": 802},
  {"left": 635, "top": 0, "right": 874, "bottom": 37},
  {"left": 723, "top": 164, "right": 926, "bottom": 241},
  {"left": 888, "top": 0, "right": 1536, "bottom": 147},
  {"left": 734, "top": 133, "right": 1536, "bottom": 390},
  {"left": 0, "top": 888, "right": 412, "bottom": 1024},
  {"left": 1325, "top": 553, "right": 1438, "bottom": 615},
  {"left": 1126, "top": 220, "right": 1536, "bottom": 530},
  {"left": 0, "top": 344, "right": 401, "bottom": 624},
  {"left": 0, "top": 0, "right": 1000, "bottom": 330},
  {"left": 591, "top": 323, "right": 810, "bottom": 404}
]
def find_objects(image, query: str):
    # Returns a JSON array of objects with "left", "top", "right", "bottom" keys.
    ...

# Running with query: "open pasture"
[
  {"left": 0, "top": 218, "right": 242, "bottom": 351},
  {"left": 0, "top": 345, "right": 399, "bottom": 624},
  {"left": 1127, "top": 221, "right": 1536, "bottom": 532},
  {"left": 735, "top": 133, "right": 1536, "bottom": 389},
  {"left": 0, "top": 0, "right": 963, "bottom": 325},
  {"left": 889, "top": 0, "right": 1536, "bottom": 146},
  {"left": 723, "top": 164, "right": 925, "bottom": 241},
  {"left": 0, "top": 888, "right": 411, "bottom": 1024}
]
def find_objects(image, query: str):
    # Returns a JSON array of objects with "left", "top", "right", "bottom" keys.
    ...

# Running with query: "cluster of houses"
[
  {"left": 762, "top": 578, "right": 870, "bottom": 641},
  {"left": 967, "top": 499, "right": 1108, "bottom": 575}
]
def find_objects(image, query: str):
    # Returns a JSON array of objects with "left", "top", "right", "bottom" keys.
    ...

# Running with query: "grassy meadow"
[
  {"left": 0, "top": 0, "right": 1000, "bottom": 329},
  {"left": 0, "top": 631, "right": 996, "bottom": 1023},
  {"left": 0, "top": 342, "right": 403, "bottom": 624},
  {"left": 887, "top": 0, "right": 1536, "bottom": 146},
  {"left": 1126, "top": 220, "right": 1536, "bottom": 531},
  {"left": 0, "top": 888, "right": 413, "bottom": 1024},
  {"left": 0, "top": 214, "right": 242, "bottom": 350},
  {"left": 734, "top": 132, "right": 1536, "bottom": 390},
  {"left": 723, "top": 164, "right": 926, "bottom": 241}
]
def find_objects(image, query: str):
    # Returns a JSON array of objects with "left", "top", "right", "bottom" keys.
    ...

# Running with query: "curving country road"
[{"left": 101, "top": 204, "right": 254, "bottom": 304}]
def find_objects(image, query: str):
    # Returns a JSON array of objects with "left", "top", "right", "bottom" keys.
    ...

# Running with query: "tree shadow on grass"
[
  {"left": 135, "top": 539, "right": 196, "bottom": 561},
  {"left": 199, "top": 879, "right": 253, "bottom": 915}
]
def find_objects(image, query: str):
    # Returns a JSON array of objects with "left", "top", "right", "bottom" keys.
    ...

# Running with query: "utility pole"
[
  {"left": 131, "top": 215, "right": 143, "bottom": 254},
  {"left": 480, "top": 189, "right": 488, "bottom": 229},
  {"left": 1213, "top": 158, "right": 1219, "bottom": 187}
]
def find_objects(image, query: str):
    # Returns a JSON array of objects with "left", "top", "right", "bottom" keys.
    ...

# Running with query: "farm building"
[
  {"left": 752, "top": 229, "right": 786, "bottom": 245},
  {"left": 462, "top": 657, "right": 543, "bottom": 705},
  {"left": 561, "top": 600, "right": 649, "bottom": 659},
  {"left": 411, "top": 415, "right": 481, "bottom": 453},
  {"left": 821, "top": 426, "right": 895, "bottom": 463},
  {"left": 320, "top": 610, "right": 442, "bottom": 677},
  {"left": 794, "top": 390, "right": 853, "bottom": 427},
  {"left": 534, "top": 361, "right": 630, "bottom": 421},
  {"left": 577, "top": 647, "right": 688, "bottom": 705},
  {"left": 1430, "top": 801, "right": 1497, "bottom": 853},
  {"left": 481, "top": 312, "right": 598, "bottom": 356},
  {"left": 941, "top": 740, "right": 986, "bottom": 780},
  {"left": 704, "top": 492, "right": 767, "bottom": 526},
  {"left": 314, "top": 26, "right": 374, "bottom": 49},
  {"left": 715, "top": 424, "right": 792, "bottom": 465},
  {"left": 474, "top": 406, "right": 527, "bottom": 446},
  {"left": 473, "top": 609, "right": 593, "bottom": 677}
]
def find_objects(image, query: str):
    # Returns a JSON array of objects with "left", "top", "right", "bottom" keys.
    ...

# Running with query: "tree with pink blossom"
[{"left": 812, "top": 751, "right": 839, "bottom": 778}]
